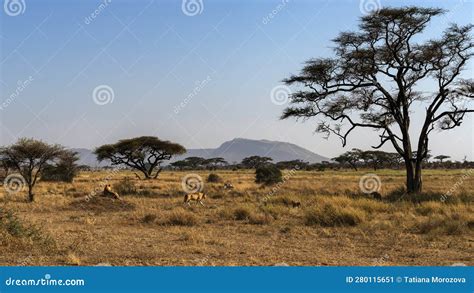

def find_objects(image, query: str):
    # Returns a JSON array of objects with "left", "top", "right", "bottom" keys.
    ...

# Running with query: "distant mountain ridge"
[{"left": 73, "top": 138, "right": 328, "bottom": 167}]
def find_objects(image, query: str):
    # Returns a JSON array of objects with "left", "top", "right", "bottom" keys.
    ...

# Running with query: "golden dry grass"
[{"left": 0, "top": 169, "right": 472, "bottom": 266}]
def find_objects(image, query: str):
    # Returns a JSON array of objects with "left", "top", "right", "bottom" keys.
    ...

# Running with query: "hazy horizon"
[{"left": 1, "top": 0, "right": 473, "bottom": 160}]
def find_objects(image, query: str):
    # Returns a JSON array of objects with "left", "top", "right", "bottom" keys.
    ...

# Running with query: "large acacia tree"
[
  {"left": 95, "top": 136, "right": 186, "bottom": 179},
  {"left": 281, "top": 7, "right": 473, "bottom": 194}
]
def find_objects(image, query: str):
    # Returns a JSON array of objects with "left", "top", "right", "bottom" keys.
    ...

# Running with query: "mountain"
[
  {"left": 71, "top": 148, "right": 109, "bottom": 167},
  {"left": 73, "top": 138, "right": 328, "bottom": 167},
  {"left": 174, "top": 138, "right": 328, "bottom": 164}
]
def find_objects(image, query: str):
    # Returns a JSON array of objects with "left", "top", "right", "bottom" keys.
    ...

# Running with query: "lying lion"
[{"left": 103, "top": 184, "right": 121, "bottom": 200}]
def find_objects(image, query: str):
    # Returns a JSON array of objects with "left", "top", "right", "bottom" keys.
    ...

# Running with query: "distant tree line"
[{"left": 1, "top": 136, "right": 473, "bottom": 202}]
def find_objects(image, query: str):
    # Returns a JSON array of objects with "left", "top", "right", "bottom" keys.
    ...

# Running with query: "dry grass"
[{"left": 0, "top": 169, "right": 472, "bottom": 266}]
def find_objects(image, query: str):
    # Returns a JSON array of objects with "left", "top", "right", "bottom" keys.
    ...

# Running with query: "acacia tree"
[
  {"left": 332, "top": 149, "right": 362, "bottom": 171},
  {"left": 281, "top": 7, "right": 473, "bottom": 194},
  {"left": 95, "top": 136, "right": 186, "bottom": 179},
  {"left": 0, "top": 138, "right": 65, "bottom": 202},
  {"left": 241, "top": 156, "right": 273, "bottom": 169},
  {"left": 434, "top": 155, "right": 450, "bottom": 163}
]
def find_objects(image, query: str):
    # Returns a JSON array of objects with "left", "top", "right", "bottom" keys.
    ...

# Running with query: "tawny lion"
[
  {"left": 103, "top": 184, "right": 121, "bottom": 200},
  {"left": 183, "top": 192, "right": 207, "bottom": 206}
]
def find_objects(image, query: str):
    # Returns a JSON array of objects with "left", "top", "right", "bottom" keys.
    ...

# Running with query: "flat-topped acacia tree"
[
  {"left": 281, "top": 7, "right": 473, "bottom": 194},
  {"left": 95, "top": 136, "right": 186, "bottom": 179}
]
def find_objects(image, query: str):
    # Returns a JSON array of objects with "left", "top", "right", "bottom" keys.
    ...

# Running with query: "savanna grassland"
[{"left": 0, "top": 169, "right": 472, "bottom": 266}]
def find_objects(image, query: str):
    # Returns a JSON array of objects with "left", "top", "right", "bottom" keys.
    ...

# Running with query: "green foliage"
[
  {"left": 94, "top": 136, "right": 186, "bottom": 179},
  {"left": 207, "top": 173, "right": 222, "bottom": 183},
  {"left": 255, "top": 164, "right": 283, "bottom": 185},
  {"left": 0, "top": 138, "right": 66, "bottom": 201},
  {"left": 41, "top": 150, "right": 79, "bottom": 183}
]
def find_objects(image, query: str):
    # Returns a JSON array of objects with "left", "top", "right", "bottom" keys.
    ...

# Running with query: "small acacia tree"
[
  {"left": 281, "top": 7, "right": 473, "bottom": 194},
  {"left": 94, "top": 136, "right": 186, "bottom": 179},
  {"left": 41, "top": 150, "right": 79, "bottom": 182},
  {"left": 0, "top": 138, "right": 65, "bottom": 202},
  {"left": 434, "top": 155, "right": 450, "bottom": 163},
  {"left": 332, "top": 149, "right": 362, "bottom": 171},
  {"left": 241, "top": 156, "right": 273, "bottom": 169}
]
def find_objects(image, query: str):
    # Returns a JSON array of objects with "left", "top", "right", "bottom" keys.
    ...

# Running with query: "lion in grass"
[
  {"left": 102, "top": 184, "right": 121, "bottom": 200},
  {"left": 183, "top": 192, "right": 207, "bottom": 206}
]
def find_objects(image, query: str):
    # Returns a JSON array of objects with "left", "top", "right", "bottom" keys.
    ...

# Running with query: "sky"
[{"left": 0, "top": 0, "right": 473, "bottom": 160}]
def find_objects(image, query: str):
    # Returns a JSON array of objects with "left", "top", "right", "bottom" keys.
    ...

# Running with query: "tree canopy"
[
  {"left": 95, "top": 136, "right": 186, "bottom": 179},
  {"left": 0, "top": 138, "right": 65, "bottom": 201},
  {"left": 282, "top": 7, "right": 473, "bottom": 193}
]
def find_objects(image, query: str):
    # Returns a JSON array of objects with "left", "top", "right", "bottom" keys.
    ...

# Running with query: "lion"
[
  {"left": 183, "top": 192, "right": 207, "bottom": 206},
  {"left": 103, "top": 184, "right": 121, "bottom": 200}
]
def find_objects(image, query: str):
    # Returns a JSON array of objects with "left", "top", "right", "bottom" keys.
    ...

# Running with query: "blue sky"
[{"left": 0, "top": 0, "right": 473, "bottom": 160}]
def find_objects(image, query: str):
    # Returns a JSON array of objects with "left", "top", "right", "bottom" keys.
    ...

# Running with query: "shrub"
[
  {"left": 141, "top": 214, "right": 157, "bottom": 224},
  {"left": 248, "top": 213, "right": 273, "bottom": 225},
  {"left": 163, "top": 210, "right": 198, "bottom": 226},
  {"left": 304, "top": 204, "right": 365, "bottom": 227},
  {"left": 40, "top": 150, "right": 79, "bottom": 183},
  {"left": 0, "top": 208, "right": 55, "bottom": 249},
  {"left": 114, "top": 178, "right": 137, "bottom": 195},
  {"left": 255, "top": 165, "right": 282, "bottom": 185},
  {"left": 233, "top": 207, "right": 252, "bottom": 220},
  {"left": 207, "top": 173, "right": 222, "bottom": 183},
  {"left": 412, "top": 213, "right": 471, "bottom": 236}
]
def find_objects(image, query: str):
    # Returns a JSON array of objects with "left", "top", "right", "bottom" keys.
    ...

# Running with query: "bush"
[
  {"left": 41, "top": 164, "right": 77, "bottom": 182},
  {"left": 304, "top": 204, "right": 365, "bottom": 227},
  {"left": 40, "top": 150, "right": 79, "bottom": 183},
  {"left": 412, "top": 213, "right": 471, "bottom": 236},
  {"left": 248, "top": 213, "right": 273, "bottom": 225},
  {"left": 233, "top": 207, "right": 252, "bottom": 220},
  {"left": 114, "top": 178, "right": 137, "bottom": 195},
  {"left": 163, "top": 210, "right": 198, "bottom": 226},
  {"left": 207, "top": 173, "right": 222, "bottom": 183},
  {"left": 255, "top": 165, "right": 282, "bottom": 185},
  {"left": 0, "top": 208, "right": 55, "bottom": 249}
]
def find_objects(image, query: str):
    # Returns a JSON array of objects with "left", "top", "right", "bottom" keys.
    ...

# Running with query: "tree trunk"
[
  {"left": 28, "top": 185, "right": 34, "bottom": 202},
  {"left": 405, "top": 160, "right": 422, "bottom": 194}
]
